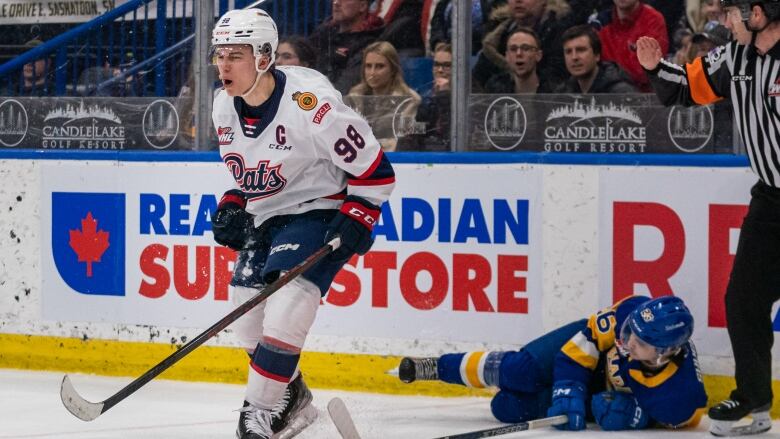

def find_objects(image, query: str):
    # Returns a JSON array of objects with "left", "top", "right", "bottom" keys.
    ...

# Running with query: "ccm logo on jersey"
[
  {"left": 218, "top": 127, "right": 234, "bottom": 145},
  {"left": 269, "top": 243, "right": 301, "bottom": 255},
  {"left": 313, "top": 103, "right": 332, "bottom": 124}
]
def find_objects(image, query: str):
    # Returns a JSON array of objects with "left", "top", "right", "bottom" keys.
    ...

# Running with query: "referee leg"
[{"left": 725, "top": 183, "right": 780, "bottom": 407}]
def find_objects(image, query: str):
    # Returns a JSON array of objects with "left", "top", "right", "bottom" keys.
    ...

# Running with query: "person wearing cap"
[
  {"left": 21, "top": 38, "right": 53, "bottom": 96},
  {"left": 688, "top": 20, "right": 731, "bottom": 58},
  {"left": 397, "top": 295, "right": 707, "bottom": 431}
]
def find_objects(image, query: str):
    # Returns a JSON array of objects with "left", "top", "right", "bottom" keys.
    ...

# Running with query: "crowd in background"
[{"left": 5, "top": 0, "right": 738, "bottom": 151}]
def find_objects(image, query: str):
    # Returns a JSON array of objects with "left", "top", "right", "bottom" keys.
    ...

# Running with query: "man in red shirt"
[{"left": 595, "top": 0, "right": 668, "bottom": 91}]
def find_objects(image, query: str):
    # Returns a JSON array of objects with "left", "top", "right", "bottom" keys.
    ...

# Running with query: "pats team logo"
[
  {"left": 223, "top": 153, "right": 287, "bottom": 198},
  {"left": 292, "top": 91, "right": 318, "bottom": 111},
  {"left": 51, "top": 192, "right": 126, "bottom": 296},
  {"left": 641, "top": 308, "right": 654, "bottom": 322},
  {"left": 218, "top": 126, "right": 234, "bottom": 145}
]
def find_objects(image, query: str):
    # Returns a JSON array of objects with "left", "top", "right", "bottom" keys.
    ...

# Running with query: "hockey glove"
[
  {"left": 592, "top": 391, "right": 649, "bottom": 431},
  {"left": 547, "top": 380, "right": 587, "bottom": 430},
  {"left": 212, "top": 189, "right": 254, "bottom": 251},
  {"left": 325, "top": 195, "right": 381, "bottom": 260}
]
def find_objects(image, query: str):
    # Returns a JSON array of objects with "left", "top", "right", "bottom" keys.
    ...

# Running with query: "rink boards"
[{"left": 1, "top": 152, "right": 779, "bottom": 414}]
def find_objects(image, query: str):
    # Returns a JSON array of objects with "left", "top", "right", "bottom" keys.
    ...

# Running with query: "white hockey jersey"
[{"left": 212, "top": 66, "right": 395, "bottom": 226}]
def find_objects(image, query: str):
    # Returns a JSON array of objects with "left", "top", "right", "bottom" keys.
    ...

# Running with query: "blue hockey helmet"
[{"left": 619, "top": 296, "right": 694, "bottom": 361}]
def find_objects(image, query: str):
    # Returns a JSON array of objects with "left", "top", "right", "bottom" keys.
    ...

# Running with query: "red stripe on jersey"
[
  {"left": 250, "top": 362, "right": 291, "bottom": 383},
  {"left": 348, "top": 176, "right": 395, "bottom": 186},
  {"left": 356, "top": 151, "right": 384, "bottom": 179},
  {"left": 324, "top": 193, "right": 346, "bottom": 200}
]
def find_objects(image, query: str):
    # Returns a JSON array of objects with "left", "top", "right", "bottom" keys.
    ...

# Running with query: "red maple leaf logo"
[{"left": 69, "top": 212, "right": 110, "bottom": 277}]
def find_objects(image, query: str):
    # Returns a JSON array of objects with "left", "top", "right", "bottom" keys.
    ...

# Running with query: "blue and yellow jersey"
[
  {"left": 604, "top": 343, "right": 707, "bottom": 428},
  {"left": 554, "top": 295, "right": 707, "bottom": 428}
]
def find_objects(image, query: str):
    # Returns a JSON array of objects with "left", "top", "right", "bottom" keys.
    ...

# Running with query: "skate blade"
[
  {"left": 710, "top": 413, "right": 772, "bottom": 436},
  {"left": 273, "top": 403, "right": 318, "bottom": 439}
]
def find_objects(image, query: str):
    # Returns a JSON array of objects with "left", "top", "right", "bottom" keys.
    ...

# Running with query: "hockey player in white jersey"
[{"left": 210, "top": 8, "right": 395, "bottom": 439}]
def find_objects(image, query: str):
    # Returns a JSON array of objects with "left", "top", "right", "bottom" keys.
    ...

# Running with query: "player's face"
[
  {"left": 563, "top": 35, "right": 599, "bottom": 79},
  {"left": 276, "top": 42, "right": 302, "bottom": 67},
  {"left": 364, "top": 52, "right": 393, "bottom": 93},
  {"left": 213, "top": 45, "right": 257, "bottom": 96},
  {"left": 623, "top": 333, "right": 659, "bottom": 362},
  {"left": 506, "top": 32, "right": 542, "bottom": 78}
]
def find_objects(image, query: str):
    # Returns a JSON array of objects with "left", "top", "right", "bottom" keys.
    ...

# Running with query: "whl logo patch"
[{"left": 52, "top": 192, "right": 125, "bottom": 296}]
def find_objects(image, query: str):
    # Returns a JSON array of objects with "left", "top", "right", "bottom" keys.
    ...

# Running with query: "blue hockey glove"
[
  {"left": 547, "top": 380, "right": 587, "bottom": 430},
  {"left": 212, "top": 189, "right": 254, "bottom": 251},
  {"left": 325, "top": 195, "right": 380, "bottom": 260},
  {"left": 591, "top": 391, "right": 649, "bottom": 431}
]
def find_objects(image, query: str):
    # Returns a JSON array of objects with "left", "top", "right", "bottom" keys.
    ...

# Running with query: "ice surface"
[{"left": 2, "top": 369, "right": 780, "bottom": 438}]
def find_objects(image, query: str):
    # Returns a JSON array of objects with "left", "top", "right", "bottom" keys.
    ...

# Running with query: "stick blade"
[
  {"left": 60, "top": 375, "right": 104, "bottom": 421},
  {"left": 327, "top": 397, "right": 362, "bottom": 439}
]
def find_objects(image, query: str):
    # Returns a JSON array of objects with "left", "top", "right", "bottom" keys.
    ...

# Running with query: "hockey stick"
[
  {"left": 327, "top": 397, "right": 362, "bottom": 439},
  {"left": 61, "top": 237, "right": 341, "bottom": 422},
  {"left": 432, "top": 415, "right": 568, "bottom": 439}
]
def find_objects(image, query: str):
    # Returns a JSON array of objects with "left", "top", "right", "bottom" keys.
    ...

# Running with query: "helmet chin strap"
[
  {"left": 240, "top": 55, "right": 272, "bottom": 100},
  {"left": 240, "top": 72, "right": 264, "bottom": 99}
]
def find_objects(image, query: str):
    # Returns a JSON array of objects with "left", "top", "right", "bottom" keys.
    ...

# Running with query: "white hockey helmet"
[{"left": 211, "top": 8, "right": 278, "bottom": 73}]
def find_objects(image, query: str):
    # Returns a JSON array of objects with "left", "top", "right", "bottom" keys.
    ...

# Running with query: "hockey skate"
[
  {"left": 709, "top": 399, "right": 771, "bottom": 436},
  {"left": 270, "top": 374, "right": 318, "bottom": 438},
  {"left": 398, "top": 357, "right": 438, "bottom": 383},
  {"left": 237, "top": 402, "right": 274, "bottom": 439}
]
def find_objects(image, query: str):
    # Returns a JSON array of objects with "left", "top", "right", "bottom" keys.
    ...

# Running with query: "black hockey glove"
[
  {"left": 212, "top": 189, "right": 254, "bottom": 251},
  {"left": 325, "top": 195, "right": 381, "bottom": 260}
]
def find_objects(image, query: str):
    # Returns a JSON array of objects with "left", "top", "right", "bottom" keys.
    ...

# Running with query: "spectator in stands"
[
  {"left": 590, "top": 0, "right": 668, "bottom": 92},
  {"left": 688, "top": 20, "right": 730, "bottom": 59},
  {"left": 397, "top": 42, "right": 452, "bottom": 151},
  {"left": 308, "top": 0, "right": 384, "bottom": 94},
  {"left": 347, "top": 41, "right": 421, "bottom": 151},
  {"left": 428, "top": 0, "right": 485, "bottom": 55},
  {"left": 483, "top": 27, "right": 554, "bottom": 93},
  {"left": 77, "top": 51, "right": 140, "bottom": 97},
  {"left": 473, "top": 0, "right": 596, "bottom": 90},
  {"left": 556, "top": 24, "right": 636, "bottom": 93},
  {"left": 669, "top": 27, "right": 694, "bottom": 65},
  {"left": 683, "top": 0, "right": 724, "bottom": 34},
  {"left": 276, "top": 37, "right": 318, "bottom": 68},
  {"left": 21, "top": 38, "right": 53, "bottom": 96},
  {"left": 375, "top": 0, "right": 426, "bottom": 57}
]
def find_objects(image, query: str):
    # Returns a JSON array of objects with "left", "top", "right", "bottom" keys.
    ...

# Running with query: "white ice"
[{"left": 3, "top": 369, "right": 780, "bottom": 439}]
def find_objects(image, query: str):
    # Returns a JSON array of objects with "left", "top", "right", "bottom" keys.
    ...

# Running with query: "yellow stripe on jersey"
[
  {"left": 628, "top": 361, "right": 679, "bottom": 388},
  {"left": 561, "top": 332, "right": 600, "bottom": 370},
  {"left": 461, "top": 352, "right": 487, "bottom": 388},
  {"left": 686, "top": 57, "right": 723, "bottom": 105}
]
